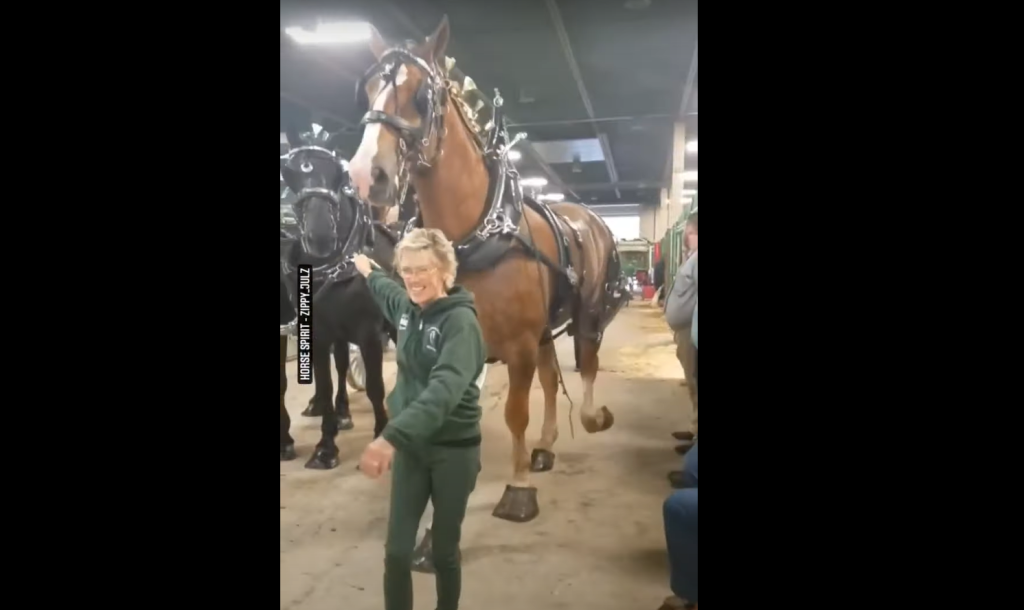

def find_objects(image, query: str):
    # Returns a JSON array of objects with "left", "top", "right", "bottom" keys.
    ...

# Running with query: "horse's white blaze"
[{"left": 349, "top": 64, "right": 408, "bottom": 196}]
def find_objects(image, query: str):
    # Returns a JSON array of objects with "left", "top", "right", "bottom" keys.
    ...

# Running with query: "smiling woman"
[{"left": 351, "top": 227, "right": 487, "bottom": 610}]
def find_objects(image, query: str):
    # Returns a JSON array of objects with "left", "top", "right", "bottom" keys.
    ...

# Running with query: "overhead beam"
[
  {"left": 507, "top": 114, "right": 675, "bottom": 128},
  {"left": 280, "top": 90, "right": 354, "bottom": 128},
  {"left": 280, "top": 32, "right": 361, "bottom": 130},
  {"left": 378, "top": 1, "right": 580, "bottom": 201},
  {"left": 565, "top": 180, "right": 669, "bottom": 192},
  {"left": 662, "top": 37, "right": 698, "bottom": 184},
  {"left": 543, "top": 0, "right": 621, "bottom": 198}
]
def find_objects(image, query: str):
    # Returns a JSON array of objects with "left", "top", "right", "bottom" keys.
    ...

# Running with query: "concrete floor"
[{"left": 280, "top": 302, "right": 692, "bottom": 610}]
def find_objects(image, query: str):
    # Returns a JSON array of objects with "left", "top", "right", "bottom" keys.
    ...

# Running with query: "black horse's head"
[{"left": 280, "top": 126, "right": 356, "bottom": 259}]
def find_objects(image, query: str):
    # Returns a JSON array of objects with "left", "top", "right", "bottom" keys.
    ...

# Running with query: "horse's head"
[
  {"left": 280, "top": 127, "right": 355, "bottom": 258},
  {"left": 349, "top": 17, "right": 451, "bottom": 208}
]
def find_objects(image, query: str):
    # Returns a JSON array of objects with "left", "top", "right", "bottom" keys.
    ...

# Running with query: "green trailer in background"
[{"left": 659, "top": 195, "right": 698, "bottom": 294}]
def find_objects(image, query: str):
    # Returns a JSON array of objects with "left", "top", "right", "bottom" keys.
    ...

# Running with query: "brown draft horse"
[{"left": 349, "top": 17, "right": 629, "bottom": 523}]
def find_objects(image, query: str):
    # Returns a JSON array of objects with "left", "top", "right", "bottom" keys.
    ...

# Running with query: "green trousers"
[{"left": 385, "top": 444, "right": 481, "bottom": 610}]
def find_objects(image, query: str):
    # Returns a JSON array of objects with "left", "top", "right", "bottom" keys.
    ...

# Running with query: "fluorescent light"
[
  {"left": 681, "top": 197, "right": 693, "bottom": 205},
  {"left": 685, "top": 140, "right": 697, "bottom": 153},
  {"left": 681, "top": 188, "right": 697, "bottom": 195},
  {"left": 680, "top": 171, "right": 697, "bottom": 182},
  {"left": 285, "top": 22, "right": 371, "bottom": 45},
  {"left": 508, "top": 150, "right": 522, "bottom": 161},
  {"left": 521, "top": 177, "right": 549, "bottom": 187},
  {"left": 537, "top": 193, "right": 564, "bottom": 202}
]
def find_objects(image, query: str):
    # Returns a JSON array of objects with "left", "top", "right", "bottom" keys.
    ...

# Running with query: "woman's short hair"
[{"left": 394, "top": 227, "right": 459, "bottom": 289}]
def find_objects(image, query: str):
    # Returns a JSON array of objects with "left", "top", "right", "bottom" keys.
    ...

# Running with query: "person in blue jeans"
[{"left": 659, "top": 442, "right": 698, "bottom": 610}]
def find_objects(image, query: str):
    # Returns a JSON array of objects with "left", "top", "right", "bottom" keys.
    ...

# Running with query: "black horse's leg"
[
  {"left": 301, "top": 345, "right": 328, "bottom": 417},
  {"left": 357, "top": 328, "right": 389, "bottom": 439},
  {"left": 305, "top": 337, "right": 340, "bottom": 470},
  {"left": 280, "top": 336, "right": 297, "bottom": 461},
  {"left": 333, "top": 340, "right": 355, "bottom": 431}
]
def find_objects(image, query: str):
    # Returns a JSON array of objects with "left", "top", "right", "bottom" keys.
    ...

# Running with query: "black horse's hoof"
[
  {"left": 304, "top": 448, "right": 340, "bottom": 470},
  {"left": 280, "top": 444, "right": 297, "bottom": 461},
  {"left": 530, "top": 449, "right": 556, "bottom": 472},
  {"left": 338, "top": 416, "right": 354, "bottom": 431},
  {"left": 302, "top": 400, "right": 326, "bottom": 417},
  {"left": 410, "top": 529, "right": 435, "bottom": 574},
  {"left": 492, "top": 485, "right": 540, "bottom": 523}
]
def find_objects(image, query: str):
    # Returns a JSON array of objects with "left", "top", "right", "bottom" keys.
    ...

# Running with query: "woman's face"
[{"left": 399, "top": 250, "right": 447, "bottom": 306}]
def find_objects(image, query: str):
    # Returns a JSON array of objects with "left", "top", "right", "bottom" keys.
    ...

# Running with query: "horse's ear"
[
  {"left": 368, "top": 24, "right": 388, "bottom": 59},
  {"left": 419, "top": 15, "right": 449, "bottom": 62}
]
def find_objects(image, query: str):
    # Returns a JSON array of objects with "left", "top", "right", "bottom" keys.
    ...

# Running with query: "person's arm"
[
  {"left": 381, "top": 310, "right": 485, "bottom": 451},
  {"left": 365, "top": 269, "right": 410, "bottom": 327},
  {"left": 665, "top": 258, "right": 697, "bottom": 327}
]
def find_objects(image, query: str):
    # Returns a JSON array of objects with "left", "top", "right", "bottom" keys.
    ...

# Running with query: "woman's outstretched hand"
[
  {"left": 359, "top": 437, "right": 396, "bottom": 479},
  {"left": 353, "top": 254, "right": 374, "bottom": 277}
]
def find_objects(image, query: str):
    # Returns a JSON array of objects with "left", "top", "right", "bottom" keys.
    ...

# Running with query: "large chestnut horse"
[{"left": 349, "top": 18, "right": 629, "bottom": 523}]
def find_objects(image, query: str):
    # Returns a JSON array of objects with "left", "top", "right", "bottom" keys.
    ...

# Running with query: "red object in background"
[
  {"left": 642, "top": 285, "right": 656, "bottom": 300},
  {"left": 635, "top": 270, "right": 649, "bottom": 285},
  {"left": 654, "top": 243, "right": 661, "bottom": 262}
]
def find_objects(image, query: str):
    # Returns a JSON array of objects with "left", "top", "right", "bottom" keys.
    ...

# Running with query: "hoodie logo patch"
[
  {"left": 425, "top": 327, "right": 440, "bottom": 352},
  {"left": 398, "top": 313, "right": 409, "bottom": 331}
]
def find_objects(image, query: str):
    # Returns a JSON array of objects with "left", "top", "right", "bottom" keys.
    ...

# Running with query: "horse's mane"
[{"left": 441, "top": 58, "right": 494, "bottom": 149}]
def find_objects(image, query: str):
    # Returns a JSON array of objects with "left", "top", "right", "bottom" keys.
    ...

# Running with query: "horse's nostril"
[{"left": 371, "top": 167, "right": 389, "bottom": 184}]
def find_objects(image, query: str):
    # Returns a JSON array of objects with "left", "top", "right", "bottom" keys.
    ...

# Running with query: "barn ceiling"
[{"left": 280, "top": 0, "right": 698, "bottom": 208}]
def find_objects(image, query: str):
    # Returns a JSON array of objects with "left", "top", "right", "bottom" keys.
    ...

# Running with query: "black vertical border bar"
[{"left": 297, "top": 264, "right": 312, "bottom": 384}]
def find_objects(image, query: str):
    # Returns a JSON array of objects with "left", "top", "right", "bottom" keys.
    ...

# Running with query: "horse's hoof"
[
  {"left": 304, "top": 449, "right": 340, "bottom": 470},
  {"left": 302, "top": 402, "right": 325, "bottom": 417},
  {"left": 672, "top": 431, "right": 695, "bottom": 441},
  {"left": 410, "top": 530, "right": 435, "bottom": 574},
  {"left": 280, "top": 444, "right": 297, "bottom": 461},
  {"left": 492, "top": 485, "right": 539, "bottom": 523},
  {"left": 530, "top": 449, "right": 556, "bottom": 472},
  {"left": 338, "top": 417, "right": 354, "bottom": 431},
  {"left": 581, "top": 406, "right": 615, "bottom": 434}
]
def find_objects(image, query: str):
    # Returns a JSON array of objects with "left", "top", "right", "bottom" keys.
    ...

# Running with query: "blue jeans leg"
[{"left": 664, "top": 489, "right": 698, "bottom": 604}]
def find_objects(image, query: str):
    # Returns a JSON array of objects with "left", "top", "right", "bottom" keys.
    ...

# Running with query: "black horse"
[{"left": 279, "top": 128, "right": 397, "bottom": 469}]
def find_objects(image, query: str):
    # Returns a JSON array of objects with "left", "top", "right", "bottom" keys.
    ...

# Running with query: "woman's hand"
[
  {"left": 353, "top": 254, "right": 375, "bottom": 277},
  {"left": 358, "top": 437, "right": 396, "bottom": 479}
]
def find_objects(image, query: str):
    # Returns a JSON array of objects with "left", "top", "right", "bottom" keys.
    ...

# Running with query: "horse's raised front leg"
[
  {"left": 579, "top": 332, "right": 615, "bottom": 434},
  {"left": 305, "top": 338, "right": 341, "bottom": 470},
  {"left": 530, "top": 340, "right": 559, "bottom": 472},
  {"left": 492, "top": 347, "right": 540, "bottom": 523},
  {"left": 280, "top": 335, "right": 297, "bottom": 461}
]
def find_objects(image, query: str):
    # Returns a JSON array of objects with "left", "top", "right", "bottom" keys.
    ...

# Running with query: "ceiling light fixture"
[
  {"left": 680, "top": 171, "right": 698, "bottom": 182},
  {"left": 685, "top": 140, "right": 698, "bottom": 153},
  {"left": 284, "top": 21, "right": 372, "bottom": 45},
  {"left": 508, "top": 150, "right": 521, "bottom": 161},
  {"left": 521, "top": 177, "right": 549, "bottom": 187}
]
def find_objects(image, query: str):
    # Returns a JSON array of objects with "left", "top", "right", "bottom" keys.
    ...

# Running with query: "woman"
[{"left": 353, "top": 227, "right": 487, "bottom": 610}]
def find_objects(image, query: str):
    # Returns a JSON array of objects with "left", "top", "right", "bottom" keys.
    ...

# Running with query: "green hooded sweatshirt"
[{"left": 366, "top": 270, "right": 487, "bottom": 453}]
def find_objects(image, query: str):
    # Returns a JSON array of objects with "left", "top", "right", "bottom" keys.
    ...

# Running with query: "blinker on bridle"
[{"left": 280, "top": 145, "right": 350, "bottom": 210}]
